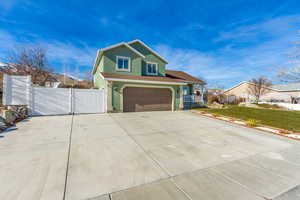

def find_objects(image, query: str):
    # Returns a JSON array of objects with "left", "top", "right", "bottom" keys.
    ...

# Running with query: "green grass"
[
  {"left": 195, "top": 106, "right": 300, "bottom": 132},
  {"left": 254, "top": 103, "right": 282, "bottom": 109}
]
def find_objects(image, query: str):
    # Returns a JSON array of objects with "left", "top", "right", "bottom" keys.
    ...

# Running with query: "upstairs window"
[
  {"left": 116, "top": 56, "right": 130, "bottom": 71},
  {"left": 146, "top": 62, "right": 158, "bottom": 75}
]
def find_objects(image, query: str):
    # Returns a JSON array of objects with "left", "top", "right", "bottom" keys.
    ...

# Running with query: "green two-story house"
[{"left": 92, "top": 40, "right": 205, "bottom": 112}]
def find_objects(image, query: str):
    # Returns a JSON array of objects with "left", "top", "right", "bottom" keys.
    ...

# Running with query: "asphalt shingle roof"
[
  {"left": 271, "top": 82, "right": 300, "bottom": 91},
  {"left": 101, "top": 72, "right": 186, "bottom": 83}
]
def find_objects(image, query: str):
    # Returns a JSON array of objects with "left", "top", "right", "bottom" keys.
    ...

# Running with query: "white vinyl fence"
[
  {"left": 3, "top": 74, "right": 106, "bottom": 116},
  {"left": 3, "top": 75, "right": 31, "bottom": 106},
  {"left": 260, "top": 102, "right": 300, "bottom": 111}
]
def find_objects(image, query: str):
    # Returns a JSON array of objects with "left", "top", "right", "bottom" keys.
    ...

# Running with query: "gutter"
[{"left": 104, "top": 77, "right": 187, "bottom": 85}]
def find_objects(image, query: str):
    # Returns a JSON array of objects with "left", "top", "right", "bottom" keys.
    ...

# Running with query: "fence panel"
[
  {"left": 3, "top": 74, "right": 106, "bottom": 115},
  {"left": 261, "top": 102, "right": 300, "bottom": 111},
  {"left": 73, "top": 89, "right": 105, "bottom": 114},
  {"left": 31, "top": 88, "right": 72, "bottom": 116},
  {"left": 3, "top": 74, "right": 31, "bottom": 105}
]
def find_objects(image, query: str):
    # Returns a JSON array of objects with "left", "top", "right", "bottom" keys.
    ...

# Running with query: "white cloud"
[
  {"left": 0, "top": 29, "right": 96, "bottom": 79},
  {"left": 156, "top": 15, "right": 300, "bottom": 87},
  {"left": 155, "top": 44, "right": 244, "bottom": 82},
  {"left": 214, "top": 15, "right": 300, "bottom": 43},
  {"left": 45, "top": 41, "right": 96, "bottom": 67}
]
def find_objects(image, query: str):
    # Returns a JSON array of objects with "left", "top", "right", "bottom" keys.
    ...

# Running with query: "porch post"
[
  {"left": 200, "top": 84, "right": 205, "bottom": 103},
  {"left": 107, "top": 81, "right": 113, "bottom": 112},
  {"left": 179, "top": 85, "right": 184, "bottom": 109}
]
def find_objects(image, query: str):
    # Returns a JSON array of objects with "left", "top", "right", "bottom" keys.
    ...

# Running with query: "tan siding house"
[{"left": 224, "top": 82, "right": 300, "bottom": 103}]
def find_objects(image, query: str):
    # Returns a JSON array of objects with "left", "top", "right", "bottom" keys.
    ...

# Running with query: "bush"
[
  {"left": 208, "top": 94, "right": 227, "bottom": 104},
  {"left": 212, "top": 113, "right": 221, "bottom": 117},
  {"left": 208, "top": 95, "right": 219, "bottom": 104},
  {"left": 234, "top": 97, "right": 246, "bottom": 105},
  {"left": 246, "top": 119, "right": 260, "bottom": 127}
]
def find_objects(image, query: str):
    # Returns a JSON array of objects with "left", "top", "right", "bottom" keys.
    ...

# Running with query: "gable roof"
[
  {"left": 127, "top": 39, "right": 168, "bottom": 64},
  {"left": 224, "top": 81, "right": 300, "bottom": 94},
  {"left": 92, "top": 40, "right": 169, "bottom": 74},
  {"left": 100, "top": 72, "right": 186, "bottom": 85},
  {"left": 271, "top": 82, "right": 300, "bottom": 91},
  {"left": 92, "top": 42, "right": 145, "bottom": 74},
  {"left": 165, "top": 70, "right": 205, "bottom": 84},
  {"left": 224, "top": 81, "right": 277, "bottom": 93}
]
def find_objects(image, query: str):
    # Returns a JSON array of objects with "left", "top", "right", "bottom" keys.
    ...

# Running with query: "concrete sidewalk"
[{"left": 1, "top": 111, "right": 300, "bottom": 200}]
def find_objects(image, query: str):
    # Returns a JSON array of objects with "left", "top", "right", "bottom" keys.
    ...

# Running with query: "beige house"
[{"left": 224, "top": 81, "right": 300, "bottom": 103}]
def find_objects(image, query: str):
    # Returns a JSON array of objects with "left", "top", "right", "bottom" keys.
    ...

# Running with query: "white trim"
[
  {"left": 116, "top": 56, "right": 131, "bottom": 72},
  {"left": 92, "top": 42, "right": 145, "bottom": 74},
  {"left": 92, "top": 50, "right": 101, "bottom": 74},
  {"left": 101, "top": 42, "right": 145, "bottom": 58},
  {"left": 99, "top": 72, "right": 105, "bottom": 80},
  {"left": 104, "top": 77, "right": 187, "bottom": 85},
  {"left": 128, "top": 39, "right": 168, "bottom": 63},
  {"left": 120, "top": 84, "right": 175, "bottom": 112},
  {"left": 146, "top": 62, "right": 158, "bottom": 75}
]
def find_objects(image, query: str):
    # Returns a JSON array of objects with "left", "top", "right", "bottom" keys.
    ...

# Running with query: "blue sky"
[{"left": 0, "top": 0, "right": 299, "bottom": 88}]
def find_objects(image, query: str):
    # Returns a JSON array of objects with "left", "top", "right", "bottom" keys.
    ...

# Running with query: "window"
[
  {"left": 146, "top": 62, "right": 158, "bottom": 75},
  {"left": 183, "top": 88, "right": 188, "bottom": 95},
  {"left": 116, "top": 56, "right": 130, "bottom": 71}
]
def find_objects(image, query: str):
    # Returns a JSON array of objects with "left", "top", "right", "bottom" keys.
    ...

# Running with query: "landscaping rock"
[
  {"left": 238, "top": 102, "right": 259, "bottom": 108},
  {"left": 208, "top": 102, "right": 225, "bottom": 109},
  {"left": 1, "top": 110, "right": 16, "bottom": 123},
  {"left": 0, "top": 116, "right": 9, "bottom": 131},
  {"left": 0, "top": 105, "right": 28, "bottom": 132}
]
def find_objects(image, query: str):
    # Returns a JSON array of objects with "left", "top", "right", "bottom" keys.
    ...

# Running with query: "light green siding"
[
  {"left": 111, "top": 81, "right": 181, "bottom": 112},
  {"left": 103, "top": 46, "right": 142, "bottom": 76},
  {"left": 129, "top": 42, "right": 166, "bottom": 76},
  {"left": 93, "top": 57, "right": 106, "bottom": 89},
  {"left": 92, "top": 41, "right": 189, "bottom": 112},
  {"left": 93, "top": 42, "right": 169, "bottom": 90}
]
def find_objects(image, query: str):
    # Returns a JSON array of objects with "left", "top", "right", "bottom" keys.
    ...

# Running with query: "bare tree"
[
  {"left": 247, "top": 77, "right": 272, "bottom": 102},
  {"left": 207, "top": 80, "right": 225, "bottom": 91},
  {"left": 277, "top": 30, "right": 300, "bottom": 83},
  {"left": 7, "top": 46, "right": 54, "bottom": 86}
]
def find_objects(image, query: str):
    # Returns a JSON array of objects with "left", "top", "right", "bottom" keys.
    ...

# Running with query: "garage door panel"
[{"left": 123, "top": 87, "right": 172, "bottom": 112}]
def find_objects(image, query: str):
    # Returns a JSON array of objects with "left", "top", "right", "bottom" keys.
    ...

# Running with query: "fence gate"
[
  {"left": 3, "top": 74, "right": 106, "bottom": 116},
  {"left": 72, "top": 89, "right": 105, "bottom": 114},
  {"left": 32, "top": 88, "right": 72, "bottom": 116}
]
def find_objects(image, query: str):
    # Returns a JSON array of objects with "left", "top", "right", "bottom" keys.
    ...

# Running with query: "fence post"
[
  {"left": 2, "top": 74, "right": 10, "bottom": 105},
  {"left": 27, "top": 76, "right": 33, "bottom": 115},
  {"left": 69, "top": 88, "right": 73, "bottom": 114}
]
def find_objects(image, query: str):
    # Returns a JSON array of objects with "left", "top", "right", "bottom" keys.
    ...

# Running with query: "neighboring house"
[
  {"left": 224, "top": 81, "right": 300, "bottom": 103},
  {"left": 206, "top": 88, "right": 224, "bottom": 96},
  {"left": 92, "top": 39, "right": 205, "bottom": 112},
  {"left": 271, "top": 83, "right": 300, "bottom": 98}
]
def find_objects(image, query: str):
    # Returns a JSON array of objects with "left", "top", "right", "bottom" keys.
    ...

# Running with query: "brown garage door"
[{"left": 123, "top": 87, "right": 172, "bottom": 112}]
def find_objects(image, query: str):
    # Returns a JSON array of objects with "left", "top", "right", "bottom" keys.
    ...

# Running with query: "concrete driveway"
[{"left": 1, "top": 111, "right": 300, "bottom": 200}]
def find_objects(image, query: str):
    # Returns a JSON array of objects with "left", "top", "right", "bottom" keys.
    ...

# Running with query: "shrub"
[
  {"left": 208, "top": 95, "right": 219, "bottom": 104},
  {"left": 212, "top": 113, "right": 221, "bottom": 118},
  {"left": 246, "top": 119, "right": 260, "bottom": 127},
  {"left": 234, "top": 97, "right": 246, "bottom": 105}
]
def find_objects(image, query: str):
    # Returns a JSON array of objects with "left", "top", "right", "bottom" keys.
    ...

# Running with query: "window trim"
[
  {"left": 146, "top": 62, "right": 158, "bottom": 75},
  {"left": 116, "top": 56, "right": 131, "bottom": 72}
]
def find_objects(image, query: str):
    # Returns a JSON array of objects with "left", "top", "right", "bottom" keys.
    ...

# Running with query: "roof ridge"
[{"left": 127, "top": 39, "right": 168, "bottom": 64}]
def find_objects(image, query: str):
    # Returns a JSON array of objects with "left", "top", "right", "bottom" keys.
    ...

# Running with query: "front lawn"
[{"left": 195, "top": 106, "right": 300, "bottom": 132}]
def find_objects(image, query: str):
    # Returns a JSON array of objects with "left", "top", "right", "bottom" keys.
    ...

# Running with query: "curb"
[{"left": 191, "top": 110, "right": 300, "bottom": 141}]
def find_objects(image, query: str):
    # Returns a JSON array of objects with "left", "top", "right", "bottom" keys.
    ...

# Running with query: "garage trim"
[{"left": 120, "top": 84, "right": 175, "bottom": 112}]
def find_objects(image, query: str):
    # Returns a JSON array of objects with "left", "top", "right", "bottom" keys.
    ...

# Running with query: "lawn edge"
[{"left": 191, "top": 110, "right": 300, "bottom": 141}]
